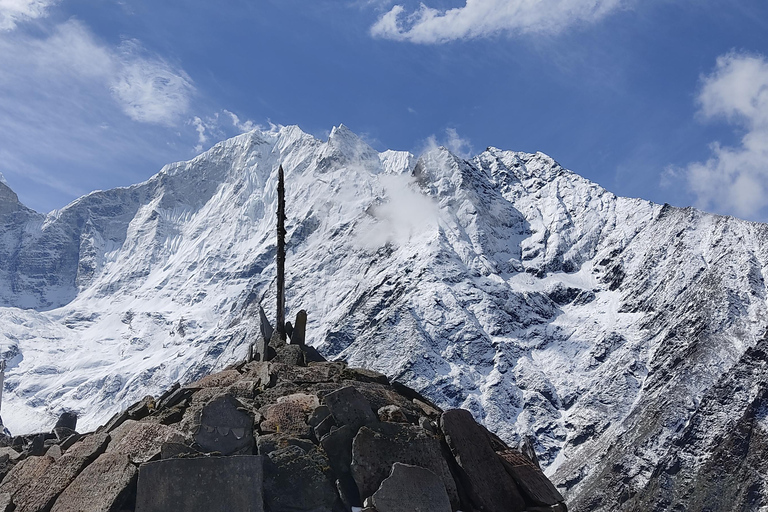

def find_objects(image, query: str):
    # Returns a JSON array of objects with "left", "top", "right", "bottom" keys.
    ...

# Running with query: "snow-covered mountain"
[{"left": 1, "top": 125, "right": 767, "bottom": 511}]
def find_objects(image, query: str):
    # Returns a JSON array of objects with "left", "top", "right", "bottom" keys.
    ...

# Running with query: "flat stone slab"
[
  {"left": 440, "top": 409, "right": 526, "bottom": 512},
  {"left": 323, "top": 386, "right": 378, "bottom": 431},
  {"left": 109, "top": 422, "right": 184, "bottom": 463},
  {"left": 0, "top": 455, "right": 55, "bottom": 499},
  {"left": 351, "top": 423, "right": 459, "bottom": 509},
  {"left": 135, "top": 455, "right": 264, "bottom": 512},
  {"left": 372, "top": 463, "right": 452, "bottom": 512},
  {"left": 264, "top": 445, "right": 337, "bottom": 512},
  {"left": 195, "top": 394, "right": 254, "bottom": 455},
  {"left": 497, "top": 449, "right": 564, "bottom": 506},
  {"left": 51, "top": 453, "right": 137, "bottom": 512}
]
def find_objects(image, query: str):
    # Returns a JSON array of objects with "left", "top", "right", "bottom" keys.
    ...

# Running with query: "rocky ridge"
[{"left": 0, "top": 339, "right": 565, "bottom": 512}]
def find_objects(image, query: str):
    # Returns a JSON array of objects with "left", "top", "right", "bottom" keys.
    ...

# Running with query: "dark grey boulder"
[
  {"left": 264, "top": 445, "right": 337, "bottom": 512},
  {"left": 323, "top": 386, "right": 378, "bottom": 431},
  {"left": 273, "top": 344, "right": 305, "bottom": 366},
  {"left": 135, "top": 455, "right": 264, "bottom": 512},
  {"left": 371, "top": 463, "right": 452, "bottom": 512},
  {"left": 50, "top": 452, "right": 137, "bottom": 512},
  {"left": 350, "top": 423, "right": 459, "bottom": 509},
  {"left": 55, "top": 412, "right": 78, "bottom": 431},
  {"left": 497, "top": 449, "right": 564, "bottom": 506},
  {"left": 194, "top": 394, "right": 254, "bottom": 455},
  {"left": 440, "top": 409, "right": 526, "bottom": 512},
  {"left": 54, "top": 426, "right": 78, "bottom": 442},
  {"left": 320, "top": 425, "right": 361, "bottom": 508}
]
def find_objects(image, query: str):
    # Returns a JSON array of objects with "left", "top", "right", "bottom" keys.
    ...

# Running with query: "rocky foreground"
[{"left": 0, "top": 341, "right": 566, "bottom": 512}]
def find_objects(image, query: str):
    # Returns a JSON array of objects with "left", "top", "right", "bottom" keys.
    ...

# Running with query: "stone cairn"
[
  {"left": 0, "top": 340, "right": 566, "bottom": 512},
  {"left": 0, "top": 166, "right": 567, "bottom": 511}
]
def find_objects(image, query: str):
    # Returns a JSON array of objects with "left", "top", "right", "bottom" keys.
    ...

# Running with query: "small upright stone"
[
  {"left": 291, "top": 310, "right": 307, "bottom": 346},
  {"left": 371, "top": 463, "right": 452, "bottom": 512}
]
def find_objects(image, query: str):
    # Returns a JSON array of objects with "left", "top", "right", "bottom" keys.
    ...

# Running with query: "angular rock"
[
  {"left": 161, "top": 442, "right": 200, "bottom": 459},
  {"left": 323, "top": 386, "right": 378, "bottom": 431},
  {"left": 54, "top": 427, "right": 78, "bottom": 443},
  {"left": 314, "top": 414, "right": 336, "bottom": 441},
  {"left": 50, "top": 453, "right": 137, "bottom": 512},
  {"left": 273, "top": 344, "right": 305, "bottom": 366},
  {"left": 320, "top": 425, "right": 360, "bottom": 507},
  {"left": 308, "top": 405, "right": 332, "bottom": 429},
  {"left": 0, "top": 447, "right": 22, "bottom": 463},
  {"left": 261, "top": 398, "right": 313, "bottom": 438},
  {"left": 497, "top": 449, "right": 563, "bottom": 506},
  {"left": 55, "top": 412, "right": 78, "bottom": 432},
  {"left": 378, "top": 405, "right": 408, "bottom": 423},
  {"left": 109, "top": 422, "right": 184, "bottom": 463},
  {"left": 371, "top": 463, "right": 452, "bottom": 512},
  {"left": 440, "top": 409, "right": 526, "bottom": 512},
  {"left": 290, "top": 310, "right": 307, "bottom": 346},
  {"left": 127, "top": 396, "right": 156, "bottom": 421},
  {"left": 59, "top": 433, "right": 82, "bottom": 451},
  {"left": 156, "top": 387, "right": 195, "bottom": 411},
  {"left": 264, "top": 445, "right": 336, "bottom": 512},
  {"left": 341, "top": 367, "right": 389, "bottom": 385},
  {"left": 47, "top": 444, "right": 63, "bottom": 460},
  {"left": 259, "top": 306, "right": 274, "bottom": 347},
  {"left": 256, "top": 434, "right": 315, "bottom": 456},
  {"left": 0, "top": 455, "right": 55, "bottom": 499},
  {"left": 62, "top": 433, "right": 110, "bottom": 461},
  {"left": 351, "top": 423, "right": 459, "bottom": 509},
  {"left": 188, "top": 370, "right": 242, "bottom": 389},
  {"left": 240, "top": 362, "right": 278, "bottom": 388},
  {"left": 194, "top": 394, "right": 254, "bottom": 455},
  {"left": 136, "top": 456, "right": 264, "bottom": 512},
  {"left": 0, "top": 493, "right": 10, "bottom": 512},
  {"left": 28, "top": 434, "right": 45, "bottom": 456},
  {"left": 227, "top": 379, "right": 259, "bottom": 400}
]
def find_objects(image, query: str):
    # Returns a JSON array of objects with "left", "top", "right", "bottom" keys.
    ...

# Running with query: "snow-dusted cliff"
[{"left": 1, "top": 125, "right": 766, "bottom": 510}]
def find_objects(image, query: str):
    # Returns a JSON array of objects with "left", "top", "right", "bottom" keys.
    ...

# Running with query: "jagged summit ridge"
[{"left": 0, "top": 125, "right": 767, "bottom": 511}]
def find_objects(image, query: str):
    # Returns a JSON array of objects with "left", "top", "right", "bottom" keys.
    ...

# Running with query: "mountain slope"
[{"left": 1, "top": 125, "right": 767, "bottom": 511}]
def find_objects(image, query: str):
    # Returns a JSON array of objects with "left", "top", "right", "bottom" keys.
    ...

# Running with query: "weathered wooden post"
[{"left": 276, "top": 165, "right": 287, "bottom": 341}]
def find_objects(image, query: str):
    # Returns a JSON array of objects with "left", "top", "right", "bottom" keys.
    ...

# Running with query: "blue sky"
[{"left": 1, "top": 1, "right": 768, "bottom": 221}]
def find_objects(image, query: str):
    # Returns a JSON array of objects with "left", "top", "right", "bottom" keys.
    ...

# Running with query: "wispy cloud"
[
  {"left": 111, "top": 40, "right": 194, "bottom": 126},
  {"left": 0, "top": 0, "right": 57, "bottom": 31},
  {"left": 370, "top": 0, "right": 628, "bottom": 43},
  {"left": 669, "top": 52, "right": 768, "bottom": 220},
  {"left": 421, "top": 128, "right": 473, "bottom": 159}
]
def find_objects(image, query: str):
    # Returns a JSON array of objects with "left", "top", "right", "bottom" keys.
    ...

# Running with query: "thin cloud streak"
[{"left": 370, "top": 0, "right": 629, "bottom": 43}]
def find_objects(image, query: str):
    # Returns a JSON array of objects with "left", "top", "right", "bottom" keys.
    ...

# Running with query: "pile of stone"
[{"left": 0, "top": 338, "right": 566, "bottom": 512}]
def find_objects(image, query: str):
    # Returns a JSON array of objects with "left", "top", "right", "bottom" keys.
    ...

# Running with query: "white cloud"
[
  {"left": 110, "top": 41, "right": 194, "bottom": 126},
  {"left": 223, "top": 110, "right": 257, "bottom": 133},
  {"left": 674, "top": 52, "right": 768, "bottom": 220},
  {"left": 191, "top": 116, "right": 208, "bottom": 152},
  {"left": 0, "top": 0, "right": 57, "bottom": 31},
  {"left": 370, "top": 0, "right": 628, "bottom": 43},
  {"left": 421, "top": 128, "right": 473, "bottom": 159}
]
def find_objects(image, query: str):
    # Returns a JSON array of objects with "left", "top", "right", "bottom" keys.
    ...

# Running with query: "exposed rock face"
[{"left": 0, "top": 353, "right": 565, "bottom": 511}]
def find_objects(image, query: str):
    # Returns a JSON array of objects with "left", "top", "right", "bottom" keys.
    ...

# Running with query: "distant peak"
[{"left": 0, "top": 172, "right": 6, "bottom": 185}]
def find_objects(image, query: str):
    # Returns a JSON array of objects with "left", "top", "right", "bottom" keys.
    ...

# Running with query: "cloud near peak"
[
  {"left": 370, "top": 0, "right": 628, "bottom": 43},
  {"left": 672, "top": 52, "right": 768, "bottom": 220}
]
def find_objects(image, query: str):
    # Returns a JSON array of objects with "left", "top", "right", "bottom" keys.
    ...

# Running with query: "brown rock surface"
[{"left": 51, "top": 453, "right": 137, "bottom": 512}]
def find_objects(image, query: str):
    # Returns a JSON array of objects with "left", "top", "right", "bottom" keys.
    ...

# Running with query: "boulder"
[
  {"left": 350, "top": 423, "right": 459, "bottom": 509},
  {"left": 320, "top": 425, "right": 360, "bottom": 507},
  {"left": 497, "top": 449, "right": 564, "bottom": 506},
  {"left": 54, "top": 412, "right": 78, "bottom": 432},
  {"left": 261, "top": 400, "right": 312, "bottom": 438},
  {"left": 273, "top": 344, "right": 305, "bottom": 366},
  {"left": 323, "top": 386, "right": 378, "bottom": 431},
  {"left": 194, "top": 394, "right": 254, "bottom": 455},
  {"left": 371, "top": 463, "right": 452, "bottom": 512},
  {"left": 264, "top": 445, "right": 337, "bottom": 512},
  {"left": 188, "top": 370, "right": 242, "bottom": 389},
  {"left": 256, "top": 434, "right": 315, "bottom": 456},
  {"left": 135, "top": 456, "right": 264, "bottom": 512},
  {"left": 440, "top": 409, "right": 526, "bottom": 512},
  {"left": 0, "top": 455, "right": 56, "bottom": 499},
  {"left": 109, "top": 422, "right": 185, "bottom": 463},
  {"left": 12, "top": 434, "right": 110, "bottom": 512},
  {"left": 50, "top": 453, "right": 137, "bottom": 512},
  {"left": 378, "top": 405, "right": 408, "bottom": 423}
]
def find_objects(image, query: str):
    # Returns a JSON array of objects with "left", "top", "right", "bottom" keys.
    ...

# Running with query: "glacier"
[{"left": 1, "top": 124, "right": 767, "bottom": 510}]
